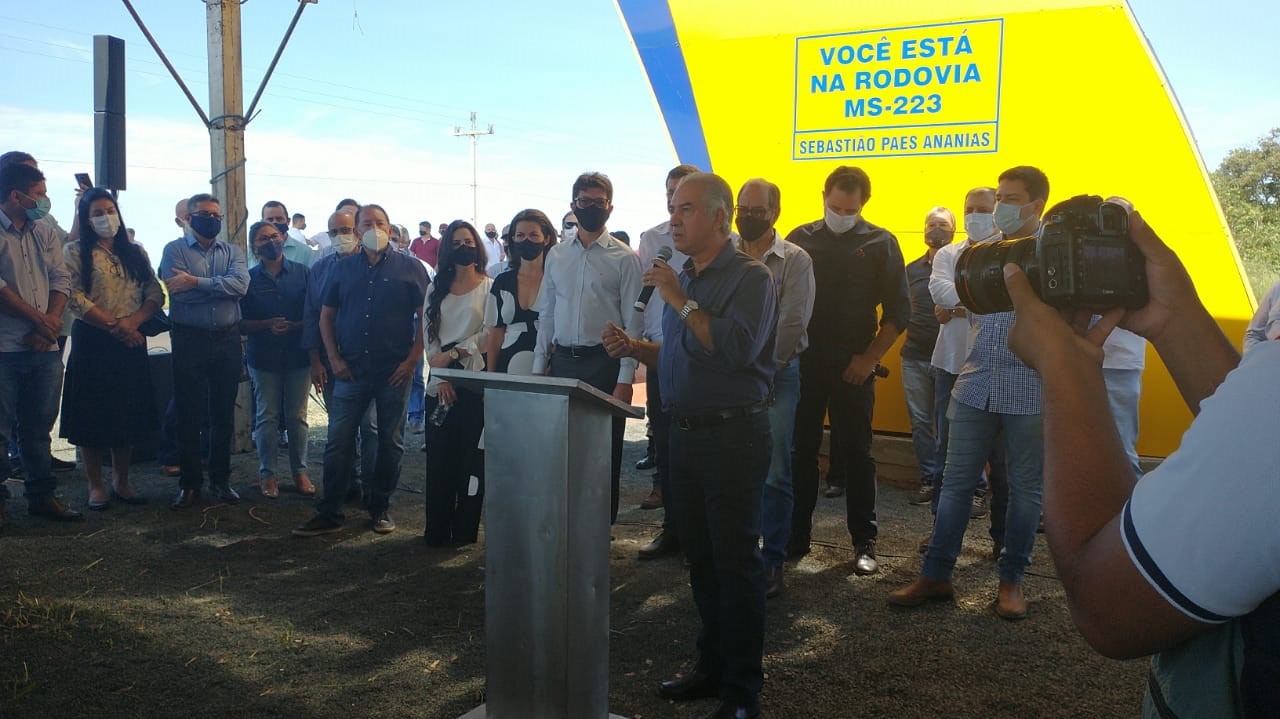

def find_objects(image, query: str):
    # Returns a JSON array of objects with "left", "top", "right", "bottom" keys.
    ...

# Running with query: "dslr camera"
[{"left": 955, "top": 194, "right": 1148, "bottom": 314}]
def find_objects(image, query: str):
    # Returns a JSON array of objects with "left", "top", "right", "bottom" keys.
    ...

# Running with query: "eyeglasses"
[
  {"left": 192, "top": 210, "right": 223, "bottom": 221},
  {"left": 573, "top": 196, "right": 609, "bottom": 210},
  {"left": 735, "top": 206, "right": 770, "bottom": 220}
]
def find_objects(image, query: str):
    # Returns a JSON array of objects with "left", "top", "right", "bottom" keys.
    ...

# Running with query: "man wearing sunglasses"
[{"left": 533, "top": 172, "right": 644, "bottom": 523}]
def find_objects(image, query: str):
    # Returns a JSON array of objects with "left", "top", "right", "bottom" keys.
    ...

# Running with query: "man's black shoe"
[
  {"left": 171, "top": 488, "right": 201, "bottom": 510},
  {"left": 208, "top": 485, "right": 241, "bottom": 505},
  {"left": 638, "top": 531, "right": 680, "bottom": 560},
  {"left": 706, "top": 701, "right": 761, "bottom": 719},
  {"left": 635, "top": 454, "right": 656, "bottom": 471},
  {"left": 658, "top": 671, "right": 719, "bottom": 701}
]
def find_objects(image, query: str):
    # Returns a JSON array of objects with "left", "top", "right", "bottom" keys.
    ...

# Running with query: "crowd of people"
[{"left": 1, "top": 146, "right": 1276, "bottom": 719}]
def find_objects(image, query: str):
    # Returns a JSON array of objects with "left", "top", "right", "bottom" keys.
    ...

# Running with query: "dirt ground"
[{"left": 0, "top": 404, "right": 1150, "bottom": 719}]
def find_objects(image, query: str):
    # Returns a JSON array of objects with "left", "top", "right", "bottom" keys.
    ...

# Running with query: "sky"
[{"left": 1, "top": 0, "right": 1276, "bottom": 264}]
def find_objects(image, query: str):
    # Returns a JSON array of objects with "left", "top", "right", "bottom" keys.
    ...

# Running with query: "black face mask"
[
  {"left": 925, "top": 228, "right": 955, "bottom": 248},
  {"left": 574, "top": 205, "right": 609, "bottom": 233},
  {"left": 514, "top": 240, "right": 544, "bottom": 261},
  {"left": 257, "top": 241, "right": 283, "bottom": 261},
  {"left": 272, "top": 222, "right": 290, "bottom": 237},
  {"left": 485, "top": 231, "right": 498, "bottom": 240},
  {"left": 735, "top": 216, "right": 772, "bottom": 243},
  {"left": 451, "top": 245, "right": 478, "bottom": 267}
]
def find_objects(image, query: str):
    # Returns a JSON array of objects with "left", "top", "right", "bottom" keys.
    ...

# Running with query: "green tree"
[{"left": 1212, "top": 127, "right": 1280, "bottom": 298}]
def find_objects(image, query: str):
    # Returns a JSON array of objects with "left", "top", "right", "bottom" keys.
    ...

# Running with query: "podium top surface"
[{"left": 431, "top": 369, "right": 644, "bottom": 420}]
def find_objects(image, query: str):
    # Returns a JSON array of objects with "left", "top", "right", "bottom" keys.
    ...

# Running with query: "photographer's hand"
[
  {"left": 1108, "top": 203, "right": 1238, "bottom": 413},
  {"left": 1005, "top": 264, "right": 1119, "bottom": 373}
]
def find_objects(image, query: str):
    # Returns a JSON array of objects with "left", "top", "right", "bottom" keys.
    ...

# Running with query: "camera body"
[{"left": 955, "top": 195, "right": 1149, "bottom": 314}]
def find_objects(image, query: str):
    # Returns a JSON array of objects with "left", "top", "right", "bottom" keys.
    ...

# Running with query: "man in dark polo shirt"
[
  {"left": 159, "top": 193, "right": 250, "bottom": 510},
  {"left": 293, "top": 203, "right": 428, "bottom": 537},
  {"left": 900, "top": 206, "right": 954, "bottom": 502},
  {"left": 604, "top": 172, "right": 777, "bottom": 719},
  {"left": 787, "top": 165, "right": 910, "bottom": 575}
]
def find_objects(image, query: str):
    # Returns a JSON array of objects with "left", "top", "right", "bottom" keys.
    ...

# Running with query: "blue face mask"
[
  {"left": 20, "top": 193, "right": 51, "bottom": 221},
  {"left": 993, "top": 202, "right": 1030, "bottom": 237}
]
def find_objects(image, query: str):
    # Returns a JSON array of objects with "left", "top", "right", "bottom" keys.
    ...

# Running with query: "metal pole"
[
  {"left": 453, "top": 112, "right": 494, "bottom": 227},
  {"left": 206, "top": 0, "right": 254, "bottom": 454},
  {"left": 244, "top": 0, "right": 313, "bottom": 122},
  {"left": 120, "top": 0, "right": 211, "bottom": 127}
]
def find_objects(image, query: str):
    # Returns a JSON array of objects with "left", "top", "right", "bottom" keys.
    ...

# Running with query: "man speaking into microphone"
[{"left": 604, "top": 172, "right": 777, "bottom": 719}]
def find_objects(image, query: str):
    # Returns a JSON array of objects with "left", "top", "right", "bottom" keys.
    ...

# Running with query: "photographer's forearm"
[
  {"left": 1150, "top": 309, "right": 1239, "bottom": 415},
  {"left": 1038, "top": 358, "right": 1136, "bottom": 590}
]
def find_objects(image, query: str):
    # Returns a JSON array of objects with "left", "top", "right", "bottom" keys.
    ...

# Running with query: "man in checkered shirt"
[{"left": 890, "top": 166, "right": 1050, "bottom": 620}]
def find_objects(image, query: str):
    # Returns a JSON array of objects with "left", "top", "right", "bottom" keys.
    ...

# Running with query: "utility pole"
[{"left": 453, "top": 112, "right": 494, "bottom": 225}]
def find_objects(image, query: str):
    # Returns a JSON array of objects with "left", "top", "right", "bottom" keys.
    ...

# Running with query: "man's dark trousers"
[
  {"left": 646, "top": 374, "right": 674, "bottom": 536},
  {"left": 171, "top": 325, "right": 242, "bottom": 490},
  {"left": 670, "top": 411, "right": 770, "bottom": 707},
  {"left": 551, "top": 345, "right": 623, "bottom": 523},
  {"left": 791, "top": 357, "right": 878, "bottom": 550}
]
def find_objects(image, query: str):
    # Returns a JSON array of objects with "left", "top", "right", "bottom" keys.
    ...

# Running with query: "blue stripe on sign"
[
  {"left": 615, "top": 0, "right": 713, "bottom": 172},
  {"left": 1122, "top": 501, "right": 1230, "bottom": 624}
]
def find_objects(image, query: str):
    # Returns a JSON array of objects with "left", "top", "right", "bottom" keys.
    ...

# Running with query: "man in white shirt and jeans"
[{"left": 534, "top": 172, "right": 644, "bottom": 523}]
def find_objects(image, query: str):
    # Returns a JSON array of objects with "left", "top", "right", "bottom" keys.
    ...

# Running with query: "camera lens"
[{"left": 955, "top": 236, "right": 1039, "bottom": 314}]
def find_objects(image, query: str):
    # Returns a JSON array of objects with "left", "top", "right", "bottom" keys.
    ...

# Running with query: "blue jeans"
[
  {"left": 407, "top": 357, "right": 426, "bottom": 424},
  {"left": 1103, "top": 368, "right": 1143, "bottom": 480},
  {"left": 249, "top": 365, "right": 310, "bottom": 477},
  {"left": 316, "top": 368, "right": 410, "bottom": 522},
  {"left": 761, "top": 359, "right": 800, "bottom": 568},
  {"left": 670, "top": 411, "right": 770, "bottom": 707},
  {"left": 931, "top": 369, "right": 995, "bottom": 515},
  {"left": 923, "top": 401, "right": 1043, "bottom": 584},
  {"left": 0, "top": 351, "right": 63, "bottom": 503},
  {"left": 321, "top": 370, "right": 378, "bottom": 484},
  {"left": 901, "top": 358, "right": 939, "bottom": 486}
]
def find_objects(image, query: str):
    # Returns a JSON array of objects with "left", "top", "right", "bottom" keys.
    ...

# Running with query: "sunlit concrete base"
[{"left": 458, "top": 706, "right": 626, "bottom": 719}]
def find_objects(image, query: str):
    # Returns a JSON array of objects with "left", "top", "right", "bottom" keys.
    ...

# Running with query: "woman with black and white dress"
[{"left": 484, "top": 209, "right": 557, "bottom": 376}]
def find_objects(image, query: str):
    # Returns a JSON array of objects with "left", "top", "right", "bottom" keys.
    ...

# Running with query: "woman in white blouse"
[
  {"left": 61, "top": 188, "right": 165, "bottom": 510},
  {"left": 423, "top": 220, "right": 491, "bottom": 547}
]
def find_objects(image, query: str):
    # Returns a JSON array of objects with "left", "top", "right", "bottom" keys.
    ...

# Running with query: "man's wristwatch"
[
  {"left": 678, "top": 299, "right": 700, "bottom": 322},
  {"left": 447, "top": 348, "right": 461, "bottom": 361}
]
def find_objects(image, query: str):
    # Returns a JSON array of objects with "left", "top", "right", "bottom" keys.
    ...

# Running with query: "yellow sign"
[
  {"left": 618, "top": 0, "right": 1254, "bottom": 457},
  {"left": 793, "top": 20, "right": 1002, "bottom": 159}
]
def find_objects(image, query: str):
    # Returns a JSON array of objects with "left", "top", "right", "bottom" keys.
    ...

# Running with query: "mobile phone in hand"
[{"left": 75, "top": 172, "right": 92, "bottom": 190}]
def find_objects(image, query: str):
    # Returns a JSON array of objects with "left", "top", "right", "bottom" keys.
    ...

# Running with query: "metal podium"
[{"left": 433, "top": 369, "right": 642, "bottom": 719}]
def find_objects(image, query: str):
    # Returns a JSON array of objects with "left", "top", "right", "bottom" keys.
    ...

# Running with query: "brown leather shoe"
[
  {"left": 259, "top": 476, "right": 279, "bottom": 499},
  {"left": 765, "top": 565, "right": 785, "bottom": 599},
  {"left": 293, "top": 473, "right": 316, "bottom": 496},
  {"left": 970, "top": 493, "right": 989, "bottom": 519},
  {"left": 639, "top": 487, "right": 663, "bottom": 510},
  {"left": 888, "top": 577, "right": 955, "bottom": 607},
  {"left": 996, "top": 580, "right": 1028, "bottom": 620},
  {"left": 638, "top": 531, "right": 680, "bottom": 560},
  {"left": 171, "top": 488, "right": 201, "bottom": 510},
  {"left": 162, "top": 465, "right": 181, "bottom": 478},
  {"left": 27, "top": 497, "right": 84, "bottom": 522}
]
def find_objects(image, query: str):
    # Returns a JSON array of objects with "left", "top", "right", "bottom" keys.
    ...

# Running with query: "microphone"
[
  {"left": 634, "top": 246, "right": 673, "bottom": 312},
  {"left": 871, "top": 363, "right": 890, "bottom": 379}
]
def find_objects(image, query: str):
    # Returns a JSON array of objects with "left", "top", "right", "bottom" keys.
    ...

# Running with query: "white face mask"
[
  {"left": 824, "top": 206, "right": 858, "bottom": 234},
  {"left": 331, "top": 230, "right": 357, "bottom": 253},
  {"left": 361, "top": 228, "right": 389, "bottom": 253},
  {"left": 90, "top": 213, "right": 120, "bottom": 239},
  {"left": 562, "top": 227, "right": 577, "bottom": 245},
  {"left": 963, "top": 212, "right": 997, "bottom": 242},
  {"left": 994, "top": 202, "right": 1032, "bottom": 237}
]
